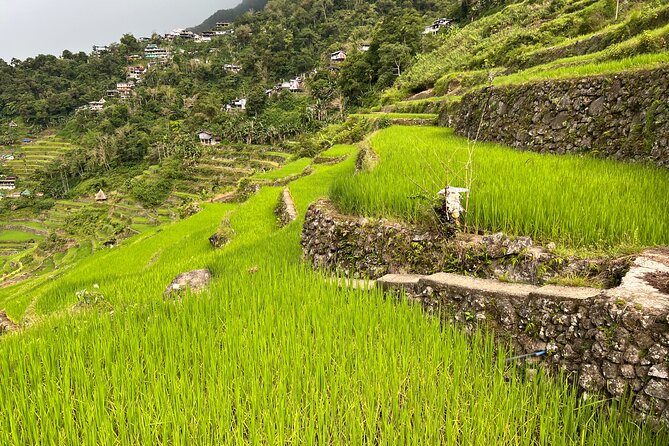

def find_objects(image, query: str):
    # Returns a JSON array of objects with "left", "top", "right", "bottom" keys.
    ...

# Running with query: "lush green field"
[
  {"left": 252, "top": 157, "right": 312, "bottom": 180},
  {"left": 493, "top": 51, "right": 669, "bottom": 87},
  {"left": 330, "top": 126, "right": 669, "bottom": 251},
  {"left": 0, "top": 150, "right": 665, "bottom": 443},
  {"left": 0, "top": 230, "right": 41, "bottom": 242},
  {"left": 350, "top": 113, "right": 438, "bottom": 120}
]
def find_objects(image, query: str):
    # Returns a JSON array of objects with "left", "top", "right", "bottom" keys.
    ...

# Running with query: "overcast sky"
[{"left": 0, "top": 0, "right": 239, "bottom": 62}]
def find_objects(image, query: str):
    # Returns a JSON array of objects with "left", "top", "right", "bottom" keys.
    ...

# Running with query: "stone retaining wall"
[
  {"left": 302, "top": 201, "right": 669, "bottom": 422},
  {"left": 301, "top": 200, "right": 629, "bottom": 287},
  {"left": 377, "top": 266, "right": 669, "bottom": 424},
  {"left": 451, "top": 67, "right": 669, "bottom": 167}
]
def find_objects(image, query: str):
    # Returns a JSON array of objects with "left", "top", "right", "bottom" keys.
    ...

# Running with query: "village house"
[
  {"left": 224, "top": 64, "right": 242, "bottom": 74},
  {"left": 179, "top": 30, "right": 197, "bottom": 40},
  {"left": 106, "top": 89, "right": 119, "bottom": 98},
  {"left": 92, "top": 45, "right": 109, "bottom": 55},
  {"left": 198, "top": 131, "right": 220, "bottom": 145},
  {"left": 0, "top": 176, "right": 17, "bottom": 190},
  {"left": 88, "top": 98, "right": 106, "bottom": 112},
  {"left": 116, "top": 82, "right": 134, "bottom": 99},
  {"left": 267, "top": 74, "right": 309, "bottom": 96},
  {"left": 423, "top": 18, "right": 454, "bottom": 35},
  {"left": 95, "top": 189, "right": 108, "bottom": 201},
  {"left": 8, "top": 121, "right": 17, "bottom": 128},
  {"left": 225, "top": 98, "right": 247, "bottom": 112},
  {"left": 144, "top": 44, "right": 170, "bottom": 60},
  {"left": 127, "top": 54, "right": 142, "bottom": 61},
  {"left": 330, "top": 51, "right": 347, "bottom": 63},
  {"left": 128, "top": 65, "right": 147, "bottom": 80},
  {"left": 359, "top": 44, "right": 370, "bottom": 52}
]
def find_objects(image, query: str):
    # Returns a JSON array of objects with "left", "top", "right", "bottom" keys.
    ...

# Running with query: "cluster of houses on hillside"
[{"left": 164, "top": 22, "right": 234, "bottom": 43}]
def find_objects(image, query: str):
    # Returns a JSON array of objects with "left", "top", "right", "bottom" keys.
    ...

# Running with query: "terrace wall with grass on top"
[
  {"left": 301, "top": 200, "right": 630, "bottom": 287},
  {"left": 450, "top": 67, "right": 669, "bottom": 168},
  {"left": 301, "top": 200, "right": 669, "bottom": 424}
]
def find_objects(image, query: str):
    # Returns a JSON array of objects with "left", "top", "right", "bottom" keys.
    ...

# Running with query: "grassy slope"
[
  {"left": 330, "top": 126, "right": 669, "bottom": 251},
  {"left": 390, "top": 0, "right": 669, "bottom": 100},
  {"left": 0, "top": 144, "right": 665, "bottom": 443}
]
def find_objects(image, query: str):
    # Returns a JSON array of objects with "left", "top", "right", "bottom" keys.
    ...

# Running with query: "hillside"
[
  {"left": 0, "top": 0, "right": 668, "bottom": 442},
  {"left": 189, "top": 0, "right": 269, "bottom": 33}
]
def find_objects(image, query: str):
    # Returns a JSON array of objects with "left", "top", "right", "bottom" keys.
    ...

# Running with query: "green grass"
[
  {"left": 330, "top": 126, "right": 669, "bottom": 250},
  {"left": 494, "top": 51, "right": 669, "bottom": 86},
  {"left": 350, "top": 113, "right": 438, "bottom": 120},
  {"left": 252, "top": 157, "right": 312, "bottom": 180},
  {"left": 318, "top": 144, "right": 357, "bottom": 158},
  {"left": 0, "top": 152, "right": 665, "bottom": 443}
]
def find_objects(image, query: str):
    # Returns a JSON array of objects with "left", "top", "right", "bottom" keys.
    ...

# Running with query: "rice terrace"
[{"left": 1, "top": 0, "right": 669, "bottom": 444}]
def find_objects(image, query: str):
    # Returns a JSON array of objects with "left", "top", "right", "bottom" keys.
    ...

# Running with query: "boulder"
[{"left": 164, "top": 269, "right": 212, "bottom": 298}]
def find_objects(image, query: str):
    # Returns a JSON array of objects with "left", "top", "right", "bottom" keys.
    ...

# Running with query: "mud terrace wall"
[
  {"left": 451, "top": 67, "right": 669, "bottom": 168},
  {"left": 302, "top": 201, "right": 669, "bottom": 423}
]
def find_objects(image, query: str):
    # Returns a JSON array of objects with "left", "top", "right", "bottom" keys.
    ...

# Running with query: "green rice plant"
[
  {"left": 330, "top": 126, "right": 669, "bottom": 251},
  {"left": 0, "top": 144, "right": 665, "bottom": 443},
  {"left": 252, "top": 157, "right": 312, "bottom": 180}
]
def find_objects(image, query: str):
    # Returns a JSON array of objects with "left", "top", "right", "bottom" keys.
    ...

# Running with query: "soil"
[{"left": 644, "top": 272, "right": 669, "bottom": 294}]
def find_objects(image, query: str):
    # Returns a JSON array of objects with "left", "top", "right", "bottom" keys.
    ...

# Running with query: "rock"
[
  {"left": 620, "top": 364, "right": 636, "bottom": 379},
  {"left": 644, "top": 380, "right": 669, "bottom": 400},
  {"left": 607, "top": 378, "right": 627, "bottom": 398},
  {"left": 164, "top": 269, "right": 212, "bottom": 298},
  {"left": 0, "top": 310, "right": 18, "bottom": 333},
  {"left": 579, "top": 364, "right": 606, "bottom": 392},
  {"left": 649, "top": 364, "right": 669, "bottom": 380}
]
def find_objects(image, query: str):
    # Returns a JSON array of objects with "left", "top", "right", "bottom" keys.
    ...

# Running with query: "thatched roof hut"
[{"left": 95, "top": 189, "right": 107, "bottom": 201}]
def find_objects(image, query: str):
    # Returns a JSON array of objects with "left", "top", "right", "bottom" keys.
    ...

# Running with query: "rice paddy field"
[
  {"left": 0, "top": 143, "right": 667, "bottom": 443},
  {"left": 1, "top": 136, "right": 78, "bottom": 177},
  {"left": 330, "top": 126, "right": 669, "bottom": 251}
]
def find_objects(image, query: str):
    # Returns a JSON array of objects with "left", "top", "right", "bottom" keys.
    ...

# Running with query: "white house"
[
  {"left": 198, "top": 131, "right": 219, "bottom": 145},
  {"left": 224, "top": 64, "right": 242, "bottom": 74},
  {"left": 423, "top": 18, "right": 454, "bottom": 35},
  {"left": 330, "top": 51, "right": 347, "bottom": 63},
  {"left": 88, "top": 98, "right": 106, "bottom": 112},
  {"left": 92, "top": 45, "right": 109, "bottom": 54},
  {"left": 0, "top": 176, "right": 17, "bottom": 190},
  {"left": 225, "top": 98, "right": 247, "bottom": 112}
]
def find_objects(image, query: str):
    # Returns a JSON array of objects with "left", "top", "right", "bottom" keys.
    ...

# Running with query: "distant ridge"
[{"left": 189, "top": 0, "right": 268, "bottom": 33}]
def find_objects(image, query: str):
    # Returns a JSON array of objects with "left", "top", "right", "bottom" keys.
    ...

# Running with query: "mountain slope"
[{"left": 189, "top": 0, "right": 268, "bottom": 32}]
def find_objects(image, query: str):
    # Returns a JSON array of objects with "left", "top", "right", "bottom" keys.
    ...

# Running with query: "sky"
[{"left": 0, "top": 0, "right": 239, "bottom": 61}]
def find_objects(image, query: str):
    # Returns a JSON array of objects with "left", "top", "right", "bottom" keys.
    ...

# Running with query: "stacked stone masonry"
[
  {"left": 302, "top": 201, "right": 669, "bottom": 423},
  {"left": 451, "top": 67, "right": 669, "bottom": 168}
]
